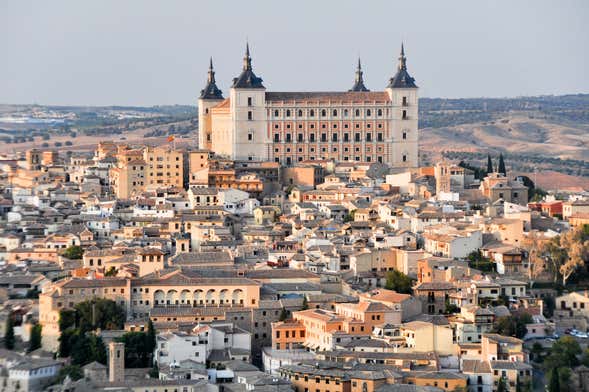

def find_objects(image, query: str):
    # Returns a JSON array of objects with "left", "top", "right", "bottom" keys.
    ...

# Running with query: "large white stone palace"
[{"left": 198, "top": 43, "right": 419, "bottom": 168}]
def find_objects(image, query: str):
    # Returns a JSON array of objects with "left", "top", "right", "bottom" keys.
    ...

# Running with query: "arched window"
[
  {"left": 274, "top": 110, "right": 279, "bottom": 117},
  {"left": 377, "top": 109, "right": 383, "bottom": 116},
  {"left": 321, "top": 109, "right": 327, "bottom": 117},
  {"left": 355, "top": 109, "right": 360, "bottom": 116},
  {"left": 298, "top": 109, "right": 303, "bottom": 117},
  {"left": 310, "top": 109, "right": 315, "bottom": 117},
  {"left": 366, "top": 109, "right": 372, "bottom": 117},
  {"left": 286, "top": 109, "right": 291, "bottom": 117},
  {"left": 332, "top": 109, "right": 338, "bottom": 117}
]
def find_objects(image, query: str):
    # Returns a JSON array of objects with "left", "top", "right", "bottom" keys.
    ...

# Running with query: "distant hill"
[{"left": 418, "top": 94, "right": 589, "bottom": 182}]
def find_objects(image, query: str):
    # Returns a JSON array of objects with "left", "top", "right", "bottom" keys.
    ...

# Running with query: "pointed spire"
[
  {"left": 232, "top": 42, "right": 264, "bottom": 89},
  {"left": 398, "top": 43, "right": 407, "bottom": 71},
  {"left": 243, "top": 41, "right": 252, "bottom": 71},
  {"left": 349, "top": 57, "right": 370, "bottom": 92},
  {"left": 387, "top": 43, "right": 417, "bottom": 89},
  {"left": 200, "top": 57, "right": 224, "bottom": 100},
  {"left": 207, "top": 57, "right": 215, "bottom": 83}
]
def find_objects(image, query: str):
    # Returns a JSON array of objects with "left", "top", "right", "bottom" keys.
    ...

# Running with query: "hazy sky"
[{"left": 1, "top": 0, "right": 588, "bottom": 106}]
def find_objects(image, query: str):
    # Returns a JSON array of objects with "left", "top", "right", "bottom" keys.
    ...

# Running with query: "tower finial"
[
  {"left": 207, "top": 57, "right": 215, "bottom": 83},
  {"left": 243, "top": 41, "right": 252, "bottom": 71},
  {"left": 349, "top": 57, "right": 369, "bottom": 92},
  {"left": 398, "top": 43, "right": 407, "bottom": 71}
]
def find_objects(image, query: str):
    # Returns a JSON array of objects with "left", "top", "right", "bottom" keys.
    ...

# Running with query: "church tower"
[
  {"left": 228, "top": 43, "right": 269, "bottom": 161},
  {"left": 349, "top": 58, "right": 370, "bottom": 92},
  {"left": 108, "top": 341, "right": 125, "bottom": 383},
  {"left": 386, "top": 44, "right": 419, "bottom": 169},
  {"left": 197, "top": 58, "right": 224, "bottom": 150}
]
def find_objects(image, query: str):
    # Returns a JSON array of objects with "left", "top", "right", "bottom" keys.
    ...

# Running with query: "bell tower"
[
  {"left": 108, "top": 341, "right": 125, "bottom": 383},
  {"left": 386, "top": 44, "right": 419, "bottom": 169}
]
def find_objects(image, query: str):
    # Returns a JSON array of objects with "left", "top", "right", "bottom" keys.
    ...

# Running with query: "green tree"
[
  {"left": 497, "top": 376, "right": 508, "bottom": 392},
  {"left": 492, "top": 313, "right": 533, "bottom": 339},
  {"left": 486, "top": 153, "right": 493, "bottom": 174},
  {"left": 74, "top": 298, "right": 125, "bottom": 333},
  {"left": 301, "top": 296, "right": 309, "bottom": 310},
  {"left": 544, "top": 336, "right": 581, "bottom": 370},
  {"left": 279, "top": 307, "right": 288, "bottom": 321},
  {"left": 87, "top": 334, "right": 107, "bottom": 365},
  {"left": 104, "top": 267, "right": 118, "bottom": 277},
  {"left": 56, "top": 365, "right": 83, "bottom": 383},
  {"left": 118, "top": 332, "right": 152, "bottom": 368},
  {"left": 385, "top": 270, "right": 413, "bottom": 294},
  {"left": 28, "top": 324, "right": 42, "bottom": 352},
  {"left": 146, "top": 319, "right": 156, "bottom": 355},
  {"left": 498, "top": 153, "right": 506, "bottom": 175},
  {"left": 4, "top": 317, "right": 15, "bottom": 350},
  {"left": 148, "top": 364, "right": 159, "bottom": 379},
  {"left": 59, "top": 309, "right": 77, "bottom": 331},
  {"left": 548, "top": 367, "right": 560, "bottom": 392},
  {"left": 444, "top": 299, "right": 460, "bottom": 314},
  {"left": 62, "top": 245, "right": 84, "bottom": 260},
  {"left": 70, "top": 334, "right": 91, "bottom": 366}
]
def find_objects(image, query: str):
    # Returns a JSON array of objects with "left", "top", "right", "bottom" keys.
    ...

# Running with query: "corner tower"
[
  {"left": 198, "top": 58, "right": 224, "bottom": 150},
  {"left": 386, "top": 44, "right": 419, "bottom": 169},
  {"left": 228, "top": 43, "right": 269, "bottom": 161}
]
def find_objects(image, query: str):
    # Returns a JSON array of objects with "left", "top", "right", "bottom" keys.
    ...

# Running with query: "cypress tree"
[
  {"left": 4, "top": 317, "right": 15, "bottom": 350},
  {"left": 146, "top": 319, "right": 156, "bottom": 353},
  {"left": 28, "top": 324, "right": 42, "bottom": 352},
  {"left": 548, "top": 367, "right": 560, "bottom": 392},
  {"left": 487, "top": 153, "right": 493, "bottom": 174},
  {"left": 498, "top": 153, "right": 506, "bottom": 176},
  {"left": 279, "top": 307, "right": 288, "bottom": 321}
]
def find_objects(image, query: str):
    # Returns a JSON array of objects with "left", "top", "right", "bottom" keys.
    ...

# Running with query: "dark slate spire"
[
  {"left": 387, "top": 43, "right": 418, "bottom": 89},
  {"left": 349, "top": 58, "right": 370, "bottom": 92},
  {"left": 243, "top": 42, "right": 252, "bottom": 71},
  {"left": 232, "top": 42, "right": 265, "bottom": 89},
  {"left": 199, "top": 57, "right": 224, "bottom": 100}
]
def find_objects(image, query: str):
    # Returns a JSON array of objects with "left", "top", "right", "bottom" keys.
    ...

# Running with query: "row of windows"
[
  {"left": 271, "top": 131, "right": 408, "bottom": 142},
  {"left": 274, "top": 122, "right": 384, "bottom": 130},
  {"left": 272, "top": 108, "right": 387, "bottom": 118},
  {"left": 247, "top": 109, "right": 409, "bottom": 121},
  {"left": 275, "top": 146, "right": 385, "bottom": 154},
  {"left": 275, "top": 156, "right": 396, "bottom": 164}
]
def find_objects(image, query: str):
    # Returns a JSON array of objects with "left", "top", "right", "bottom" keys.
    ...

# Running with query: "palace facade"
[{"left": 198, "top": 44, "right": 419, "bottom": 168}]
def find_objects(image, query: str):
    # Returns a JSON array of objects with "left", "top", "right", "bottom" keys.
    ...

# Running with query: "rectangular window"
[
  {"left": 355, "top": 133, "right": 361, "bottom": 142},
  {"left": 248, "top": 133, "right": 253, "bottom": 141},
  {"left": 298, "top": 133, "right": 303, "bottom": 142},
  {"left": 321, "top": 133, "right": 327, "bottom": 142},
  {"left": 344, "top": 133, "right": 349, "bottom": 142},
  {"left": 366, "top": 133, "right": 372, "bottom": 142},
  {"left": 247, "top": 97, "right": 253, "bottom": 106},
  {"left": 377, "top": 132, "right": 383, "bottom": 141},
  {"left": 274, "top": 133, "right": 280, "bottom": 142},
  {"left": 310, "top": 133, "right": 315, "bottom": 142},
  {"left": 247, "top": 111, "right": 253, "bottom": 120},
  {"left": 332, "top": 133, "right": 338, "bottom": 142}
]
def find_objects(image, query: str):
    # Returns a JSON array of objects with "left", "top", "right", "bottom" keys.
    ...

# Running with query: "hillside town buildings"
[{"left": 0, "top": 45, "right": 587, "bottom": 392}]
